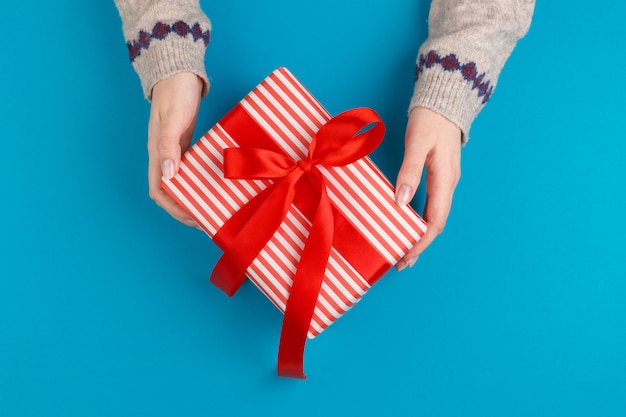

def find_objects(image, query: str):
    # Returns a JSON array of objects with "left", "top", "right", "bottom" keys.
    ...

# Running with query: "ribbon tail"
[
  {"left": 210, "top": 170, "right": 301, "bottom": 296},
  {"left": 277, "top": 172, "right": 334, "bottom": 379}
]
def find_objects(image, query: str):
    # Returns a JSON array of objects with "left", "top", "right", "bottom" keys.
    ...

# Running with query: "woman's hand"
[
  {"left": 395, "top": 106, "right": 462, "bottom": 271},
  {"left": 147, "top": 72, "right": 203, "bottom": 227}
]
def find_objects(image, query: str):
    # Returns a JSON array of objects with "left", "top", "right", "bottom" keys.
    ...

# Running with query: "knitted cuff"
[
  {"left": 127, "top": 23, "right": 210, "bottom": 101},
  {"left": 409, "top": 51, "right": 495, "bottom": 144}
]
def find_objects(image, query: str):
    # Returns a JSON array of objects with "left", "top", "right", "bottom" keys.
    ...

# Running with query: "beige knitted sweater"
[{"left": 115, "top": 0, "right": 534, "bottom": 140}]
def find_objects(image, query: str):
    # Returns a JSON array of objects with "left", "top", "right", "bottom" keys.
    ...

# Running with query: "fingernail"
[
  {"left": 396, "top": 184, "right": 413, "bottom": 206},
  {"left": 183, "top": 219, "right": 198, "bottom": 228},
  {"left": 162, "top": 159, "right": 175, "bottom": 180},
  {"left": 397, "top": 260, "right": 408, "bottom": 272},
  {"left": 406, "top": 257, "right": 418, "bottom": 268}
]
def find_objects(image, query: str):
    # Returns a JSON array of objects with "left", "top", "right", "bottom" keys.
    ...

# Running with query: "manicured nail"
[
  {"left": 395, "top": 184, "right": 413, "bottom": 206},
  {"left": 406, "top": 257, "right": 418, "bottom": 268},
  {"left": 182, "top": 219, "right": 198, "bottom": 228},
  {"left": 162, "top": 159, "right": 175, "bottom": 180},
  {"left": 397, "top": 260, "right": 408, "bottom": 272}
]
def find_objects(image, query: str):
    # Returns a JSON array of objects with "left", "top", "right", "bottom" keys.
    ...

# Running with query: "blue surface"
[{"left": 1, "top": 1, "right": 625, "bottom": 416}]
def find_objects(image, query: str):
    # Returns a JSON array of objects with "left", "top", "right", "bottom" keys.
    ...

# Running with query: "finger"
[
  {"left": 395, "top": 195, "right": 434, "bottom": 271},
  {"left": 395, "top": 202, "right": 446, "bottom": 272},
  {"left": 395, "top": 132, "right": 427, "bottom": 207},
  {"left": 179, "top": 111, "right": 197, "bottom": 155},
  {"left": 147, "top": 111, "right": 197, "bottom": 227},
  {"left": 156, "top": 117, "right": 185, "bottom": 180},
  {"left": 398, "top": 163, "right": 458, "bottom": 268},
  {"left": 148, "top": 154, "right": 198, "bottom": 227}
]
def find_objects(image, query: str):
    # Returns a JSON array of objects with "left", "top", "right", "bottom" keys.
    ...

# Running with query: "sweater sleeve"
[
  {"left": 114, "top": 0, "right": 212, "bottom": 101},
  {"left": 410, "top": 0, "right": 535, "bottom": 142}
]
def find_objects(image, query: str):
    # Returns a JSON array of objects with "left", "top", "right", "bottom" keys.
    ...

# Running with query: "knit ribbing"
[
  {"left": 114, "top": 0, "right": 211, "bottom": 101},
  {"left": 131, "top": 31, "right": 210, "bottom": 100},
  {"left": 410, "top": 51, "right": 490, "bottom": 143}
]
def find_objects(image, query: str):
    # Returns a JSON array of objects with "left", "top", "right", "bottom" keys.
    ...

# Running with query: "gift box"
[{"left": 162, "top": 67, "right": 427, "bottom": 378}]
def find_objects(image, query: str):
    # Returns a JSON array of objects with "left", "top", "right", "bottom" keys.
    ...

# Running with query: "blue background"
[{"left": 1, "top": 1, "right": 625, "bottom": 416}]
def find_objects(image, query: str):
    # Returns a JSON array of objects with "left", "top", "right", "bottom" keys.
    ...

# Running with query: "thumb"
[
  {"left": 157, "top": 117, "right": 185, "bottom": 181},
  {"left": 395, "top": 137, "right": 426, "bottom": 207}
]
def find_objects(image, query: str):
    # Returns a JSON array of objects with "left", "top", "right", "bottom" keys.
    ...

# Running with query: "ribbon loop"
[{"left": 309, "top": 108, "right": 385, "bottom": 166}]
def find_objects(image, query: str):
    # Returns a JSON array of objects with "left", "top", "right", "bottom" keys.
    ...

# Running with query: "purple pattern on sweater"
[
  {"left": 415, "top": 50, "right": 493, "bottom": 104},
  {"left": 126, "top": 21, "right": 210, "bottom": 63}
]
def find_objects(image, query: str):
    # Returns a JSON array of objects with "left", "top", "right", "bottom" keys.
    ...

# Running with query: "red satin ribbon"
[{"left": 209, "top": 107, "right": 385, "bottom": 379}]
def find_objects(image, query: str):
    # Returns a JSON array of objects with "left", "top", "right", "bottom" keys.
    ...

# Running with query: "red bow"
[{"left": 210, "top": 107, "right": 385, "bottom": 379}]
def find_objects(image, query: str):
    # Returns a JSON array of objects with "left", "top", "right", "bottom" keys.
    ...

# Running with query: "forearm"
[
  {"left": 114, "top": 0, "right": 212, "bottom": 100},
  {"left": 410, "top": 0, "right": 535, "bottom": 141}
]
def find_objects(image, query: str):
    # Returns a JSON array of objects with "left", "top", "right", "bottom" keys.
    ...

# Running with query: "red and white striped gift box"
[{"left": 162, "top": 68, "right": 427, "bottom": 339}]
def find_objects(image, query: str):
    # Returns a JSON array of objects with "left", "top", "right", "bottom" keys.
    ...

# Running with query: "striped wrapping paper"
[{"left": 162, "top": 68, "right": 427, "bottom": 339}]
